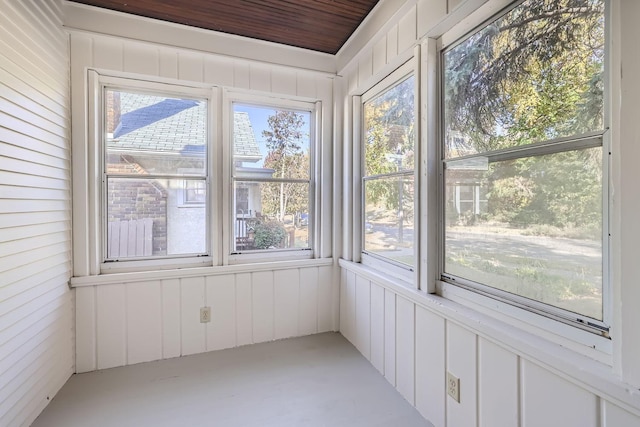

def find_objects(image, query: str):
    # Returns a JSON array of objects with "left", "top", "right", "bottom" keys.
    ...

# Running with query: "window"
[
  {"left": 441, "top": 0, "right": 607, "bottom": 332},
  {"left": 104, "top": 87, "right": 209, "bottom": 261},
  {"left": 361, "top": 67, "right": 416, "bottom": 272},
  {"left": 230, "top": 100, "right": 314, "bottom": 255}
]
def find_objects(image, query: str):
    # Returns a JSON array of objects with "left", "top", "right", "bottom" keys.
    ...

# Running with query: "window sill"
[
  {"left": 339, "top": 259, "right": 640, "bottom": 415},
  {"left": 71, "top": 257, "right": 334, "bottom": 287}
]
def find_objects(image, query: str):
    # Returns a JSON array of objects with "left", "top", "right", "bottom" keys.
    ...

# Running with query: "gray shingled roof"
[{"left": 108, "top": 92, "right": 261, "bottom": 162}]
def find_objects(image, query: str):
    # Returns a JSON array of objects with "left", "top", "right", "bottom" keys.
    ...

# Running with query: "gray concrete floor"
[{"left": 32, "top": 333, "right": 432, "bottom": 426}]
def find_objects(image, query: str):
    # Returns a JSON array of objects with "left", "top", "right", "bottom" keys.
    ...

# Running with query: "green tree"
[{"left": 261, "top": 111, "right": 309, "bottom": 221}]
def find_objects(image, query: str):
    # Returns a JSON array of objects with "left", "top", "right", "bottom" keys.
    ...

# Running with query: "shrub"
[{"left": 253, "top": 221, "right": 287, "bottom": 249}]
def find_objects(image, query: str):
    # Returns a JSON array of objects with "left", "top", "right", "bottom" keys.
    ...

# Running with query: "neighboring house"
[{"left": 106, "top": 92, "right": 273, "bottom": 256}]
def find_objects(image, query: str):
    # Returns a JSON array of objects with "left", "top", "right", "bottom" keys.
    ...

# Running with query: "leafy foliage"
[{"left": 253, "top": 221, "right": 287, "bottom": 249}]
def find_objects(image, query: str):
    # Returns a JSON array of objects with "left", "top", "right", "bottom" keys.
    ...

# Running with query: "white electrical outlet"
[
  {"left": 447, "top": 371, "right": 460, "bottom": 403},
  {"left": 200, "top": 306, "right": 211, "bottom": 323}
]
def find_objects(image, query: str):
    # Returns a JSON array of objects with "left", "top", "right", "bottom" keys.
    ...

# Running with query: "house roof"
[{"left": 108, "top": 92, "right": 262, "bottom": 162}]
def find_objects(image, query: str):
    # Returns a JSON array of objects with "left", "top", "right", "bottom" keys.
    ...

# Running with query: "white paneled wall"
[
  {"left": 339, "top": 264, "right": 640, "bottom": 427},
  {"left": 0, "top": 1, "right": 73, "bottom": 426},
  {"left": 75, "top": 265, "right": 335, "bottom": 373}
]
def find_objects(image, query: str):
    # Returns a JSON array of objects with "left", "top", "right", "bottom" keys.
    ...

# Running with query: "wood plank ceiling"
[{"left": 70, "top": 0, "right": 380, "bottom": 54}]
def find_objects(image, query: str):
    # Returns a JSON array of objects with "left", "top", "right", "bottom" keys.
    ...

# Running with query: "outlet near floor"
[
  {"left": 200, "top": 306, "right": 211, "bottom": 323},
  {"left": 447, "top": 371, "right": 460, "bottom": 403}
]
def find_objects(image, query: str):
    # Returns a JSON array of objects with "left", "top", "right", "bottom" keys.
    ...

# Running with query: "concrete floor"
[{"left": 32, "top": 333, "right": 432, "bottom": 427}]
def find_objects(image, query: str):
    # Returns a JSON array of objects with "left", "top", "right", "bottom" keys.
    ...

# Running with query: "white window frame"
[
  {"left": 432, "top": 0, "right": 612, "bottom": 352},
  {"left": 88, "top": 71, "right": 216, "bottom": 274},
  {"left": 358, "top": 59, "right": 420, "bottom": 284},
  {"left": 223, "top": 91, "right": 320, "bottom": 265}
]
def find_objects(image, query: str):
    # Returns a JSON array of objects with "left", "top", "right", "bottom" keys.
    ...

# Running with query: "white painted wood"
[
  {"left": 317, "top": 265, "right": 333, "bottom": 333},
  {"left": 161, "top": 279, "right": 181, "bottom": 359},
  {"left": 233, "top": 61, "right": 250, "bottom": 89},
  {"left": 370, "top": 283, "right": 385, "bottom": 375},
  {"left": 126, "top": 281, "right": 162, "bottom": 365},
  {"left": 180, "top": 277, "right": 206, "bottom": 355},
  {"left": 296, "top": 72, "right": 317, "bottom": 99},
  {"left": 448, "top": 0, "right": 464, "bottom": 13},
  {"left": 204, "top": 56, "right": 234, "bottom": 86},
  {"left": 446, "top": 322, "right": 477, "bottom": 427},
  {"left": 249, "top": 64, "right": 271, "bottom": 92},
  {"left": 342, "top": 270, "right": 357, "bottom": 344},
  {"left": 274, "top": 269, "right": 300, "bottom": 340},
  {"left": 603, "top": 401, "right": 640, "bottom": 427},
  {"left": 373, "top": 36, "right": 387, "bottom": 75},
  {"left": 271, "top": 68, "right": 297, "bottom": 96},
  {"left": 417, "top": 0, "right": 447, "bottom": 38},
  {"left": 384, "top": 288, "right": 397, "bottom": 386},
  {"left": 299, "top": 267, "right": 319, "bottom": 336},
  {"left": 96, "top": 284, "right": 127, "bottom": 369},
  {"left": 74, "top": 287, "right": 96, "bottom": 373},
  {"left": 398, "top": 5, "right": 417, "bottom": 54},
  {"left": 159, "top": 50, "right": 178, "bottom": 79},
  {"left": 521, "top": 360, "right": 598, "bottom": 427},
  {"left": 178, "top": 51, "right": 204, "bottom": 82},
  {"left": 235, "top": 273, "right": 253, "bottom": 346},
  {"left": 396, "top": 295, "right": 415, "bottom": 404},
  {"left": 93, "top": 37, "right": 123, "bottom": 71},
  {"left": 252, "top": 271, "right": 274, "bottom": 343},
  {"left": 123, "top": 42, "right": 159, "bottom": 75},
  {"left": 355, "top": 275, "right": 371, "bottom": 360},
  {"left": 415, "top": 306, "right": 445, "bottom": 427},
  {"left": 478, "top": 338, "right": 518, "bottom": 427},
  {"left": 205, "top": 274, "right": 236, "bottom": 351},
  {"left": 358, "top": 53, "right": 373, "bottom": 88},
  {"left": 387, "top": 25, "right": 399, "bottom": 64}
]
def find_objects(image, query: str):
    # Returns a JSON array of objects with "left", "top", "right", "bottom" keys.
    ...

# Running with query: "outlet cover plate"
[
  {"left": 200, "top": 306, "right": 211, "bottom": 323},
  {"left": 447, "top": 371, "right": 460, "bottom": 402}
]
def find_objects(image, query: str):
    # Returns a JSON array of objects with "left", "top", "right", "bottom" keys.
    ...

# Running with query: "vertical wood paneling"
[
  {"left": 123, "top": 42, "right": 159, "bottom": 75},
  {"left": 161, "top": 279, "right": 181, "bottom": 358},
  {"left": 398, "top": 6, "right": 417, "bottom": 53},
  {"left": 387, "top": 25, "right": 399, "bottom": 63},
  {"left": 355, "top": 275, "right": 371, "bottom": 359},
  {"left": 384, "top": 288, "right": 397, "bottom": 386},
  {"left": 249, "top": 64, "right": 271, "bottom": 92},
  {"left": 233, "top": 61, "right": 250, "bottom": 89},
  {"left": 342, "top": 270, "right": 357, "bottom": 344},
  {"left": 274, "top": 269, "right": 300, "bottom": 340},
  {"left": 478, "top": 338, "right": 518, "bottom": 427},
  {"left": 522, "top": 360, "right": 598, "bottom": 427},
  {"left": 415, "top": 306, "right": 445, "bottom": 427},
  {"left": 373, "top": 36, "right": 387, "bottom": 74},
  {"left": 370, "top": 283, "right": 385, "bottom": 374},
  {"left": 299, "top": 267, "right": 319, "bottom": 336},
  {"left": 206, "top": 274, "right": 236, "bottom": 351},
  {"left": 126, "top": 281, "right": 162, "bottom": 365},
  {"left": 159, "top": 50, "right": 178, "bottom": 79},
  {"left": 296, "top": 73, "right": 317, "bottom": 99},
  {"left": 603, "top": 401, "right": 640, "bottom": 426},
  {"left": 359, "top": 53, "right": 373, "bottom": 87},
  {"left": 180, "top": 277, "right": 206, "bottom": 355},
  {"left": 252, "top": 271, "right": 274, "bottom": 343},
  {"left": 317, "top": 265, "right": 334, "bottom": 333},
  {"left": 96, "top": 284, "right": 127, "bottom": 369},
  {"left": 271, "top": 68, "right": 297, "bottom": 96},
  {"left": 446, "top": 322, "right": 477, "bottom": 427},
  {"left": 92, "top": 37, "right": 123, "bottom": 71},
  {"left": 75, "top": 286, "right": 96, "bottom": 373},
  {"left": 178, "top": 52, "right": 204, "bottom": 82},
  {"left": 235, "top": 273, "right": 253, "bottom": 346},
  {"left": 204, "top": 56, "right": 234, "bottom": 86},
  {"left": 417, "top": 0, "right": 447, "bottom": 38},
  {"left": 396, "top": 296, "right": 415, "bottom": 404}
]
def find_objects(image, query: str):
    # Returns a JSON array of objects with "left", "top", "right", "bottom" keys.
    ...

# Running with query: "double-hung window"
[
  {"left": 440, "top": 0, "right": 608, "bottom": 333},
  {"left": 361, "top": 64, "right": 417, "bottom": 276},
  {"left": 229, "top": 97, "right": 316, "bottom": 259},
  {"left": 103, "top": 83, "right": 210, "bottom": 263}
]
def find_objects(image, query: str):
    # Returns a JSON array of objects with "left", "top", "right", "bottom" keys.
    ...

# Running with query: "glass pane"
[
  {"left": 105, "top": 89, "right": 207, "bottom": 175},
  {"left": 443, "top": 0, "right": 605, "bottom": 158},
  {"left": 233, "top": 104, "right": 311, "bottom": 180},
  {"left": 233, "top": 181, "right": 310, "bottom": 252},
  {"left": 364, "top": 175, "right": 415, "bottom": 267},
  {"left": 364, "top": 75, "right": 415, "bottom": 176},
  {"left": 444, "top": 148, "right": 602, "bottom": 319},
  {"left": 107, "top": 178, "right": 206, "bottom": 258}
]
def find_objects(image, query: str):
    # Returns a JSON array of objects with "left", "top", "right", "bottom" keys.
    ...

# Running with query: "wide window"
[
  {"left": 362, "top": 68, "right": 416, "bottom": 271},
  {"left": 230, "top": 101, "right": 314, "bottom": 255},
  {"left": 103, "top": 88, "right": 208, "bottom": 261},
  {"left": 441, "top": 0, "right": 607, "bottom": 331}
]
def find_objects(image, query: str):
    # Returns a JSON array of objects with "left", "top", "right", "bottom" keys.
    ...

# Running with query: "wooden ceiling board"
[{"left": 70, "top": 0, "right": 380, "bottom": 54}]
